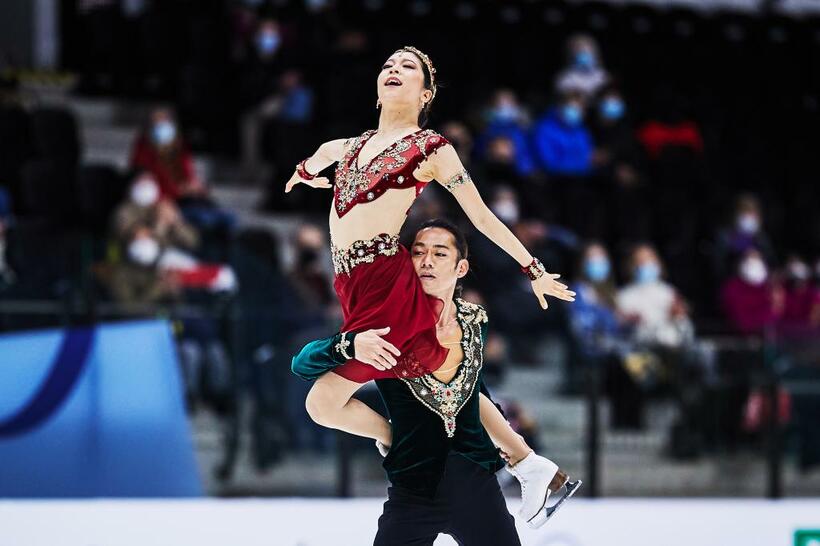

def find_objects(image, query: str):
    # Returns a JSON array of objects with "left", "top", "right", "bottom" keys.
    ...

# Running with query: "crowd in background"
[{"left": 2, "top": 0, "right": 820, "bottom": 474}]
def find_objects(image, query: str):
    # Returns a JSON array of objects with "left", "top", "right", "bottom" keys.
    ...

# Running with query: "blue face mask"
[
  {"left": 561, "top": 104, "right": 583, "bottom": 126},
  {"left": 600, "top": 97, "right": 625, "bottom": 121},
  {"left": 257, "top": 31, "right": 280, "bottom": 56},
  {"left": 493, "top": 103, "right": 521, "bottom": 123},
  {"left": 585, "top": 257, "right": 610, "bottom": 283},
  {"left": 636, "top": 262, "right": 660, "bottom": 284},
  {"left": 574, "top": 50, "right": 596, "bottom": 69},
  {"left": 306, "top": 0, "right": 329, "bottom": 10},
  {"left": 151, "top": 121, "right": 176, "bottom": 146}
]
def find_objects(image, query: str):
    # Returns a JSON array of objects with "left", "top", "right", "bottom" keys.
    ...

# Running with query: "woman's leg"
[
  {"left": 305, "top": 370, "right": 392, "bottom": 446},
  {"left": 479, "top": 392, "right": 578, "bottom": 529},
  {"left": 478, "top": 393, "right": 532, "bottom": 465}
]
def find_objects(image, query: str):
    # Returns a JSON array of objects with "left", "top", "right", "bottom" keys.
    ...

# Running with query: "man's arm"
[{"left": 291, "top": 326, "right": 402, "bottom": 381}]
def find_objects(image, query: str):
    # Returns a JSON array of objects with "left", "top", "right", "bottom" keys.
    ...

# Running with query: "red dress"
[{"left": 329, "top": 129, "right": 451, "bottom": 383}]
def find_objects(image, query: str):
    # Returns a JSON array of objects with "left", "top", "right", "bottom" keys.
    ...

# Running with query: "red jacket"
[{"left": 130, "top": 134, "right": 197, "bottom": 201}]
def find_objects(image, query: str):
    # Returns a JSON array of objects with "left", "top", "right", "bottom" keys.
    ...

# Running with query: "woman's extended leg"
[
  {"left": 478, "top": 393, "right": 532, "bottom": 465},
  {"left": 305, "top": 370, "right": 392, "bottom": 446},
  {"left": 479, "top": 392, "right": 579, "bottom": 528}
]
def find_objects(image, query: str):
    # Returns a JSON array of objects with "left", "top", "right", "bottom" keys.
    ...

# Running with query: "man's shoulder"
[{"left": 456, "top": 298, "right": 488, "bottom": 325}]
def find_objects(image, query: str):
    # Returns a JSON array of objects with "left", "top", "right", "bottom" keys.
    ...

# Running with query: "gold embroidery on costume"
[
  {"left": 330, "top": 233, "right": 400, "bottom": 276},
  {"left": 333, "top": 129, "right": 443, "bottom": 216},
  {"left": 398, "top": 299, "right": 488, "bottom": 437},
  {"left": 442, "top": 169, "right": 472, "bottom": 192}
]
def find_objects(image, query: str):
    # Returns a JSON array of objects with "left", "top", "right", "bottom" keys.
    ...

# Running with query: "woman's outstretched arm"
[
  {"left": 284, "top": 138, "right": 349, "bottom": 193},
  {"left": 423, "top": 143, "right": 575, "bottom": 308}
]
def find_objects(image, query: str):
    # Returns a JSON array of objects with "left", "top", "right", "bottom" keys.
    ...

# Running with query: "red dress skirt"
[{"left": 330, "top": 233, "right": 449, "bottom": 383}]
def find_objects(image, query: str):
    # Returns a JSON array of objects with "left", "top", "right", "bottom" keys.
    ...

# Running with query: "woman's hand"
[
  {"left": 531, "top": 273, "right": 576, "bottom": 310},
  {"left": 284, "top": 169, "right": 332, "bottom": 193},
  {"left": 353, "top": 327, "right": 401, "bottom": 371}
]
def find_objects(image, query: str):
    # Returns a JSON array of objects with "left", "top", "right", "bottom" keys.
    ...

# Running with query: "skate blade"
[
  {"left": 542, "top": 480, "right": 582, "bottom": 523},
  {"left": 526, "top": 479, "right": 582, "bottom": 529}
]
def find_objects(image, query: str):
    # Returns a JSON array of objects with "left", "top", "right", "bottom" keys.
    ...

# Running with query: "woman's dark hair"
[
  {"left": 416, "top": 218, "right": 468, "bottom": 298},
  {"left": 403, "top": 51, "right": 437, "bottom": 128}
]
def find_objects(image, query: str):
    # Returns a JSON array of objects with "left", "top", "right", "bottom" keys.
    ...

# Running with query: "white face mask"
[
  {"left": 737, "top": 213, "right": 760, "bottom": 234},
  {"left": 788, "top": 261, "right": 810, "bottom": 281},
  {"left": 491, "top": 199, "right": 519, "bottom": 225},
  {"left": 130, "top": 180, "right": 159, "bottom": 207},
  {"left": 740, "top": 257, "right": 767, "bottom": 285},
  {"left": 128, "top": 237, "right": 160, "bottom": 266}
]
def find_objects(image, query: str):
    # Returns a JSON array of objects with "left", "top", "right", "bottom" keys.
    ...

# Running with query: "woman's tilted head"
[{"left": 377, "top": 46, "right": 437, "bottom": 127}]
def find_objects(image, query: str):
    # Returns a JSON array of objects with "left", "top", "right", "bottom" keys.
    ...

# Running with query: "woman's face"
[{"left": 376, "top": 50, "right": 432, "bottom": 112}]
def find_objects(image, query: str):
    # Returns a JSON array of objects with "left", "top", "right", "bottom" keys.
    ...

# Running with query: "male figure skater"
[{"left": 292, "top": 219, "right": 579, "bottom": 545}]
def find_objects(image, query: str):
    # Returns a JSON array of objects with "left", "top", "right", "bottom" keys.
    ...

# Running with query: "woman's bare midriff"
[{"left": 329, "top": 186, "right": 422, "bottom": 250}]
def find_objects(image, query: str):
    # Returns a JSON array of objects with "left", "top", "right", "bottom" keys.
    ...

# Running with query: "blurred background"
[{"left": 1, "top": 0, "right": 820, "bottom": 544}]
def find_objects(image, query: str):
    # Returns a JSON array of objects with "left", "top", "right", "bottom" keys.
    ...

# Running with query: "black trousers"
[{"left": 374, "top": 454, "right": 521, "bottom": 546}]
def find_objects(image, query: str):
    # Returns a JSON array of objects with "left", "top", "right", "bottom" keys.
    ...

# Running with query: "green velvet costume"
[{"left": 291, "top": 298, "right": 505, "bottom": 498}]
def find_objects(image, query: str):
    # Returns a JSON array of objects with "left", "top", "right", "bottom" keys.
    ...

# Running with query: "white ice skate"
[
  {"left": 375, "top": 439, "right": 390, "bottom": 457},
  {"left": 505, "top": 452, "right": 582, "bottom": 528}
]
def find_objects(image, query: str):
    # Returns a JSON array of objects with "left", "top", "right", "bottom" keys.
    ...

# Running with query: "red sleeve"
[
  {"left": 179, "top": 143, "right": 197, "bottom": 182},
  {"left": 422, "top": 131, "right": 450, "bottom": 158},
  {"left": 129, "top": 134, "right": 182, "bottom": 201},
  {"left": 130, "top": 134, "right": 152, "bottom": 170}
]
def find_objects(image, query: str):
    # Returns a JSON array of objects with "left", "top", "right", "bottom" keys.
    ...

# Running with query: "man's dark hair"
[
  {"left": 415, "top": 218, "right": 469, "bottom": 298},
  {"left": 416, "top": 218, "right": 469, "bottom": 261}
]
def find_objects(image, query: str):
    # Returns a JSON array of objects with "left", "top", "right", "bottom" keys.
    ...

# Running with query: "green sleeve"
[{"left": 291, "top": 332, "right": 356, "bottom": 382}]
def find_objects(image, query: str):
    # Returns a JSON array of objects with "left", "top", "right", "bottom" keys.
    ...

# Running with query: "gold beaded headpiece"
[{"left": 395, "top": 45, "right": 437, "bottom": 102}]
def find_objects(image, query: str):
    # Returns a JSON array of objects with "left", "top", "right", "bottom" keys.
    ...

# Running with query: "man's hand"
[{"left": 353, "top": 327, "right": 401, "bottom": 371}]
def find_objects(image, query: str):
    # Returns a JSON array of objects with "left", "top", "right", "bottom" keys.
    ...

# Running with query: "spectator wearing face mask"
[
  {"left": 570, "top": 242, "right": 649, "bottom": 426},
  {"left": 569, "top": 242, "right": 621, "bottom": 353},
  {"left": 533, "top": 94, "right": 593, "bottom": 178},
  {"left": 555, "top": 34, "right": 610, "bottom": 102},
  {"left": 107, "top": 173, "right": 200, "bottom": 304},
  {"left": 130, "top": 108, "right": 203, "bottom": 202},
  {"left": 107, "top": 173, "right": 238, "bottom": 299},
  {"left": 131, "top": 108, "right": 236, "bottom": 238},
  {"left": 256, "top": 69, "right": 318, "bottom": 210},
  {"left": 287, "top": 224, "right": 334, "bottom": 313},
  {"left": 617, "top": 244, "right": 694, "bottom": 348},
  {"left": 488, "top": 186, "right": 521, "bottom": 227},
  {"left": 714, "top": 194, "right": 777, "bottom": 282},
  {"left": 780, "top": 255, "right": 819, "bottom": 333},
  {"left": 245, "top": 66, "right": 315, "bottom": 179},
  {"left": 813, "top": 258, "right": 820, "bottom": 321},
  {"left": 238, "top": 18, "right": 286, "bottom": 104},
  {"left": 592, "top": 89, "right": 648, "bottom": 246},
  {"left": 533, "top": 93, "right": 596, "bottom": 236},
  {"left": 720, "top": 249, "right": 784, "bottom": 336},
  {"left": 475, "top": 89, "right": 537, "bottom": 177}
]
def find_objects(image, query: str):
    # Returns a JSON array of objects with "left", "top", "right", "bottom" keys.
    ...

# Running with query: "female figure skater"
[{"left": 284, "top": 46, "right": 577, "bottom": 526}]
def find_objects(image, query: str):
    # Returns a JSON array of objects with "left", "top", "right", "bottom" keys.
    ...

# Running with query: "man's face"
[{"left": 411, "top": 227, "right": 467, "bottom": 295}]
